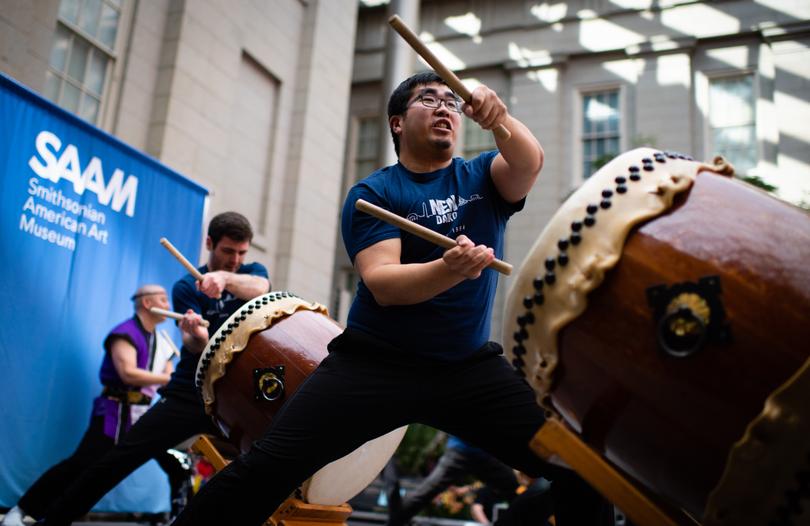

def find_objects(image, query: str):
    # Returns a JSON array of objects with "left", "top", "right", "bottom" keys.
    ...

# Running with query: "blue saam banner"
[{"left": 0, "top": 72, "right": 209, "bottom": 513}]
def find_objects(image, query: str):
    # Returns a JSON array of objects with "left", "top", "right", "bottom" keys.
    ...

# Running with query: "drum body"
[
  {"left": 196, "top": 292, "right": 406, "bottom": 505},
  {"left": 504, "top": 149, "right": 810, "bottom": 522},
  {"left": 203, "top": 306, "right": 338, "bottom": 452}
]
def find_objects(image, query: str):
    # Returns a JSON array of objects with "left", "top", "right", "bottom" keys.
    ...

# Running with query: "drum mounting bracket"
[
  {"left": 646, "top": 275, "right": 731, "bottom": 358},
  {"left": 254, "top": 365, "right": 286, "bottom": 402}
]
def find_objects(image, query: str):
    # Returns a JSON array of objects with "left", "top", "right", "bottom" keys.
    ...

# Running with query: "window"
[
  {"left": 463, "top": 123, "right": 496, "bottom": 160},
  {"left": 582, "top": 90, "right": 620, "bottom": 178},
  {"left": 709, "top": 74, "right": 756, "bottom": 174},
  {"left": 354, "top": 117, "right": 380, "bottom": 182},
  {"left": 44, "top": 0, "right": 123, "bottom": 123},
  {"left": 462, "top": 87, "right": 504, "bottom": 159}
]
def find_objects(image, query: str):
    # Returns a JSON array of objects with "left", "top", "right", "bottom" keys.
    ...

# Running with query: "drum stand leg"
[
  {"left": 268, "top": 498, "right": 352, "bottom": 526},
  {"left": 191, "top": 434, "right": 230, "bottom": 472},
  {"left": 190, "top": 435, "right": 353, "bottom": 526},
  {"left": 531, "top": 419, "right": 688, "bottom": 526}
]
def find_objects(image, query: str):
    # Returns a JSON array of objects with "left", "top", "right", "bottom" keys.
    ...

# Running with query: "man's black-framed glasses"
[{"left": 411, "top": 93, "right": 463, "bottom": 113}]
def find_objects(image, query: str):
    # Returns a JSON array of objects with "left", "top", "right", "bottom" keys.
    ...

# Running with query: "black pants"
[
  {"left": 388, "top": 446, "right": 518, "bottom": 526},
  {"left": 172, "top": 330, "right": 609, "bottom": 526},
  {"left": 17, "top": 415, "right": 187, "bottom": 520},
  {"left": 42, "top": 391, "right": 218, "bottom": 526}
]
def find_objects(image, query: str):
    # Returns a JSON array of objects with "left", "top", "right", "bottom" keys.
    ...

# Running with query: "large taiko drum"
[
  {"left": 195, "top": 291, "right": 406, "bottom": 505},
  {"left": 504, "top": 148, "right": 810, "bottom": 525}
]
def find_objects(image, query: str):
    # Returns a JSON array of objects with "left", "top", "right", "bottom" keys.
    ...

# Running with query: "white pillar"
[{"left": 377, "top": 0, "right": 420, "bottom": 167}]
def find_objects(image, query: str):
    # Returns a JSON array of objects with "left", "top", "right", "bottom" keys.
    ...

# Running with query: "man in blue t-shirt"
[
  {"left": 172, "top": 73, "right": 608, "bottom": 526},
  {"left": 40, "top": 212, "right": 270, "bottom": 526}
]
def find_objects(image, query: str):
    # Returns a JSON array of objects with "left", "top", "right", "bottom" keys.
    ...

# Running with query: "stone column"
[{"left": 377, "top": 0, "right": 420, "bottom": 167}]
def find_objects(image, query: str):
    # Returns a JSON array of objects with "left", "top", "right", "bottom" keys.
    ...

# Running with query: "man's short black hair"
[
  {"left": 208, "top": 211, "right": 253, "bottom": 247},
  {"left": 387, "top": 71, "right": 449, "bottom": 157}
]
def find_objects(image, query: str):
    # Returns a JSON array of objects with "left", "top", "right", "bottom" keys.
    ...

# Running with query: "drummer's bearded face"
[
  {"left": 400, "top": 83, "right": 460, "bottom": 155},
  {"left": 208, "top": 236, "right": 249, "bottom": 273}
]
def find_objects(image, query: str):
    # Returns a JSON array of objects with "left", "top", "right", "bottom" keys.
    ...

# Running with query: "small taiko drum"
[
  {"left": 504, "top": 148, "right": 810, "bottom": 525},
  {"left": 196, "top": 291, "right": 406, "bottom": 505}
]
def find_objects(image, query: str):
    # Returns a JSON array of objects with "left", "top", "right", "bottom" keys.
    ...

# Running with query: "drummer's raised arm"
[
  {"left": 463, "top": 86, "right": 543, "bottom": 204},
  {"left": 197, "top": 272, "right": 270, "bottom": 300}
]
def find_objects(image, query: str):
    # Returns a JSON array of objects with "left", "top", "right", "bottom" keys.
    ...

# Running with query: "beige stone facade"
[{"left": 1, "top": 0, "right": 358, "bottom": 305}]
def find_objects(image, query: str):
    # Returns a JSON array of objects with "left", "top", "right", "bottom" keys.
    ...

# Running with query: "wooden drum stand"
[
  {"left": 191, "top": 435, "right": 353, "bottom": 526},
  {"left": 530, "top": 419, "right": 698, "bottom": 526}
]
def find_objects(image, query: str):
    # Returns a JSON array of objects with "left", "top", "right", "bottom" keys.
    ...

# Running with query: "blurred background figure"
[
  {"left": 1, "top": 285, "right": 187, "bottom": 526},
  {"left": 386, "top": 436, "right": 519, "bottom": 526}
]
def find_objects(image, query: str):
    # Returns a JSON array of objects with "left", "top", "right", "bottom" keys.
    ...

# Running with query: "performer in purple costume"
[{"left": 1, "top": 285, "right": 187, "bottom": 526}]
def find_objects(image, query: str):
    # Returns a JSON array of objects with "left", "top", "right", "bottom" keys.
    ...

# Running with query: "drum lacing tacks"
[
  {"left": 195, "top": 292, "right": 301, "bottom": 391},
  {"left": 512, "top": 151, "right": 683, "bottom": 382}
]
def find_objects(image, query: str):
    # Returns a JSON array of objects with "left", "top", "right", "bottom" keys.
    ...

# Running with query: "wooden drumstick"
[
  {"left": 355, "top": 199, "right": 512, "bottom": 276},
  {"left": 160, "top": 237, "right": 204, "bottom": 281},
  {"left": 150, "top": 307, "right": 210, "bottom": 328},
  {"left": 388, "top": 14, "right": 511, "bottom": 142},
  {"left": 159, "top": 329, "right": 182, "bottom": 358}
]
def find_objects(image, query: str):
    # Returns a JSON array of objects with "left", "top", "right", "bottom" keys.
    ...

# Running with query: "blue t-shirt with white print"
[{"left": 341, "top": 150, "right": 523, "bottom": 361}]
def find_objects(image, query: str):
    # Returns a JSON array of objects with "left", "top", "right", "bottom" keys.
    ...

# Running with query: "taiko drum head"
[
  {"left": 504, "top": 148, "right": 810, "bottom": 524},
  {"left": 196, "top": 291, "right": 406, "bottom": 505}
]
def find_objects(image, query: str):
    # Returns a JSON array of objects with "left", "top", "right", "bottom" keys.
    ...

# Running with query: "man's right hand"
[
  {"left": 179, "top": 309, "right": 209, "bottom": 352},
  {"left": 442, "top": 235, "right": 495, "bottom": 279}
]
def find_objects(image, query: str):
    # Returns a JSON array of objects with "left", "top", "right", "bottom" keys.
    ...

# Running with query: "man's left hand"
[
  {"left": 462, "top": 85, "right": 507, "bottom": 131},
  {"left": 197, "top": 271, "right": 227, "bottom": 299}
]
